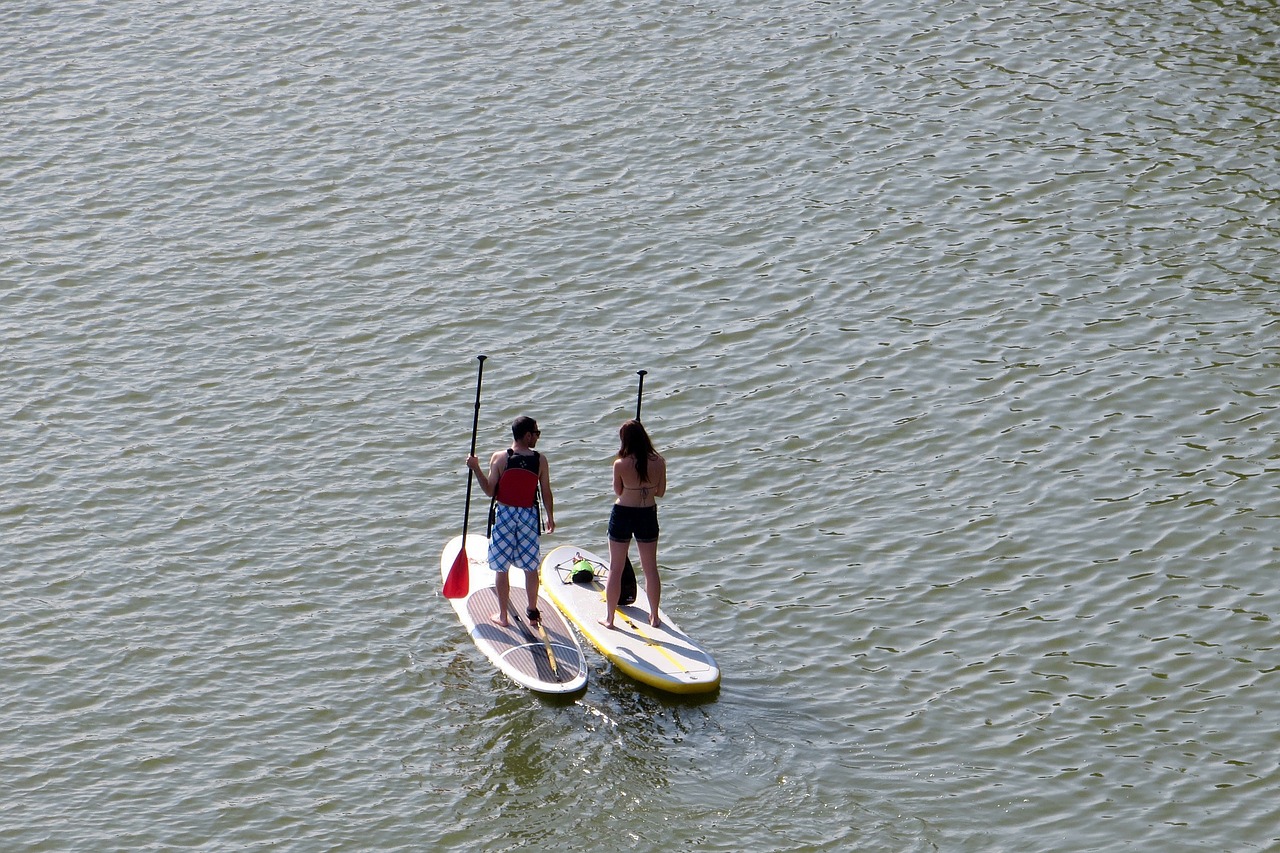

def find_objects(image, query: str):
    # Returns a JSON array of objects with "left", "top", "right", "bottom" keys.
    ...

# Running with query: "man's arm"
[
  {"left": 466, "top": 451, "right": 504, "bottom": 497},
  {"left": 540, "top": 456, "right": 555, "bottom": 533}
]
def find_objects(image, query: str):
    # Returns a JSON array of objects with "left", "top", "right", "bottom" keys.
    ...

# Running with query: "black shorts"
[{"left": 607, "top": 504, "right": 660, "bottom": 543}]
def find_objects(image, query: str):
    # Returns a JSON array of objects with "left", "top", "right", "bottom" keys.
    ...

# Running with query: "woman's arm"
[
  {"left": 612, "top": 457, "right": 626, "bottom": 497},
  {"left": 650, "top": 454, "right": 667, "bottom": 498}
]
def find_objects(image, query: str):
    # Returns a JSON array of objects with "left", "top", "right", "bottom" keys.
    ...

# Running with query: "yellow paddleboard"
[{"left": 541, "top": 544, "right": 720, "bottom": 695}]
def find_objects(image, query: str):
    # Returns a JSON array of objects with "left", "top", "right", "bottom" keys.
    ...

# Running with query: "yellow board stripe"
[
  {"left": 592, "top": 586, "right": 691, "bottom": 675},
  {"left": 544, "top": 551, "right": 720, "bottom": 693}
]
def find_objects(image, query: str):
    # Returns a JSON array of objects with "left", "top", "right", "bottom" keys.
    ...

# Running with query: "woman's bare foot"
[
  {"left": 598, "top": 618, "right": 615, "bottom": 630},
  {"left": 491, "top": 613, "right": 509, "bottom": 627},
  {"left": 648, "top": 616, "right": 661, "bottom": 629}
]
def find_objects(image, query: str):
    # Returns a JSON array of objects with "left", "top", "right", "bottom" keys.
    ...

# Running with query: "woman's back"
[{"left": 614, "top": 452, "right": 665, "bottom": 507}]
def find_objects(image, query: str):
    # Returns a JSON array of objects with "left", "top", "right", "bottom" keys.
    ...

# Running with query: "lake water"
[{"left": 3, "top": 0, "right": 1277, "bottom": 850}]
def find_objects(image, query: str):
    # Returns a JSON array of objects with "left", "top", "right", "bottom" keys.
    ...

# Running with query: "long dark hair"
[{"left": 617, "top": 419, "right": 658, "bottom": 483}]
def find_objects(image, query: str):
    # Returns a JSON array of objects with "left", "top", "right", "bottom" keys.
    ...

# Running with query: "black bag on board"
[{"left": 619, "top": 556, "right": 637, "bottom": 606}]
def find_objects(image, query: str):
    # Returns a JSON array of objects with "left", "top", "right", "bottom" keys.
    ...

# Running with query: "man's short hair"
[{"left": 512, "top": 416, "right": 538, "bottom": 440}]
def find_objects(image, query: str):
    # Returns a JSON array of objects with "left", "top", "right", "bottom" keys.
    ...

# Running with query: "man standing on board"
[{"left": 466, "top": 416, "right": 556, "bottom": 627}]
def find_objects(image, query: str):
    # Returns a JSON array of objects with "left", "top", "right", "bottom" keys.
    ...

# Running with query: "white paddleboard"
[
  {"left": 441, "top": 534, "right": 587, "bottom": 694},
  {"left": 541, "top": 544, "right": 720, "bottom": 695}
]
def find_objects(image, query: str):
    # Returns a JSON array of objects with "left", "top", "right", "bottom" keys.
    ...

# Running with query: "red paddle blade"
[{"left": 443, "top": 546, "right": 469, "bottom": 598}]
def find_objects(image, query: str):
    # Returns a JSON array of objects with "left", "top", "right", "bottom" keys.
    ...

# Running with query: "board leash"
[
  {"left": 534, "top": 620, "right": 560, "bottom": 677},
  {"left": 513, "top": 605, "right": 561, "bottom": 680}
]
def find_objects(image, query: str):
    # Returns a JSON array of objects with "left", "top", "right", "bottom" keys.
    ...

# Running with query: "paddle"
[
  {"left": 619, "top": 369, "right": 647, "bottom": 606},
  {"left": 443, "top": 354, "right": 487, "bottom": 599}
]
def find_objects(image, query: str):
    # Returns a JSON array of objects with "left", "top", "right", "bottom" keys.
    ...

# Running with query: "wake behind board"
[
  {"left": 441, "top": 534, "right": 587, "bottom": 694},
  {"left": 541, "top": 544, "right": 720, "bottom": 695}
]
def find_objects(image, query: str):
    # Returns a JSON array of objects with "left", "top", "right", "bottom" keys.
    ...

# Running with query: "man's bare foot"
[
  {"left": 598, "top": 618, "right": 615, "bottom": 630},
  {"left": 649, "top": 616, "right": 661, "bottom": 629},
  {"left": 491, "top": 613, "right": 509, "bottom": 627}
]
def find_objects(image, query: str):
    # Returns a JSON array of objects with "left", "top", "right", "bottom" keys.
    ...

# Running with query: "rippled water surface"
[{"left": 4, "top": 0, "right": 1278, "bottom": 850}]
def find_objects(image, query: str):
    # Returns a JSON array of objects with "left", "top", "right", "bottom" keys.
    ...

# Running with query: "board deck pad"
[
  {"left": 541, "top": 544, "right": 720, "bottom": 695},
  {"left": 442, "top": 534, "right": 587, "bottom": 694}
]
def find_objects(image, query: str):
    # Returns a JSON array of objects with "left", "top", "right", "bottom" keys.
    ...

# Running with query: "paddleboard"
[
  {"left": 541, "top": 544, "right": 721, "bottom": 695},
  {"left": 441, "top": 534, "right": 587, "bottom": 694}
]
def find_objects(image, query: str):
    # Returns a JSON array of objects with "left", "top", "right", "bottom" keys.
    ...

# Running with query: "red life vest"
[
  {"left": 487, "top": 450, "right": 542, "bottom": 537},
  {"left": 494, "top": 450, "right": 540, "bottom": 508}
]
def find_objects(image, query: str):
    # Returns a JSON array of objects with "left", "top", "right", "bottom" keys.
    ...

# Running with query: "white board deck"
[
  {"left": 441, "top": 534, "right": 587, "bottom": 694},
  {"left": 541, "top": 544, "right": 720, "bottom": 695}
]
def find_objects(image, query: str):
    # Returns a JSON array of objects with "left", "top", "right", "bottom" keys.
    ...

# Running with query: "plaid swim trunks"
[{"left": 487, "top": 504, "right": 540, "bottom": 573}]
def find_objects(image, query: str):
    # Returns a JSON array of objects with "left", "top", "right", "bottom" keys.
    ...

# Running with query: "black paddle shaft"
[
  {"left": 635, "top": 369, "right": 647, "bottom": 420},
  {"left": 462, "top": 355, "right": 487, "bottom": 534}
]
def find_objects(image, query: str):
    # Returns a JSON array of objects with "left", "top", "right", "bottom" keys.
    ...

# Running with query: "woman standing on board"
[{"left": 600, "top": 419, "right": 666, "bottom": 629}]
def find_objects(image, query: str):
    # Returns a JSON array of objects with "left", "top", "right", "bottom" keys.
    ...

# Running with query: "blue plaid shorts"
[{"left": 487, "top": 505, "right": 540, "bottom": 573}]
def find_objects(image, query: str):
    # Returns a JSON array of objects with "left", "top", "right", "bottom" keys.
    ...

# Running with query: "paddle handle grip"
[{"left": 635, "top": 369, "right": 647, "bottom": 420}]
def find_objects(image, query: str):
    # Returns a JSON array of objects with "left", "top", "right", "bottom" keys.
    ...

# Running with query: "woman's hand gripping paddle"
[{"left": 444, "top": 355, "right": 487, "bottom": 598}]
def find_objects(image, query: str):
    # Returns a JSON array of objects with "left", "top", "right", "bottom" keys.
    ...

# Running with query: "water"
[{"left": 3, "top": 0, "right": 1278, "bottom": 850}]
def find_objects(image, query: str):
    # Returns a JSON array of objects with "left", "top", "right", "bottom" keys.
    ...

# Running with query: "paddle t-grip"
[{"left": 635, "top": 369, "right": 647, "bottom": 420}]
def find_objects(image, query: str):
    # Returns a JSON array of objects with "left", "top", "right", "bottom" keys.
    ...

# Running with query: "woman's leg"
[
  {"left": 637, "top": 539, "right": 661, "bottom": 627},
  {"left": 600, "top": 538, "right": 629, "bottom": 628}
]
